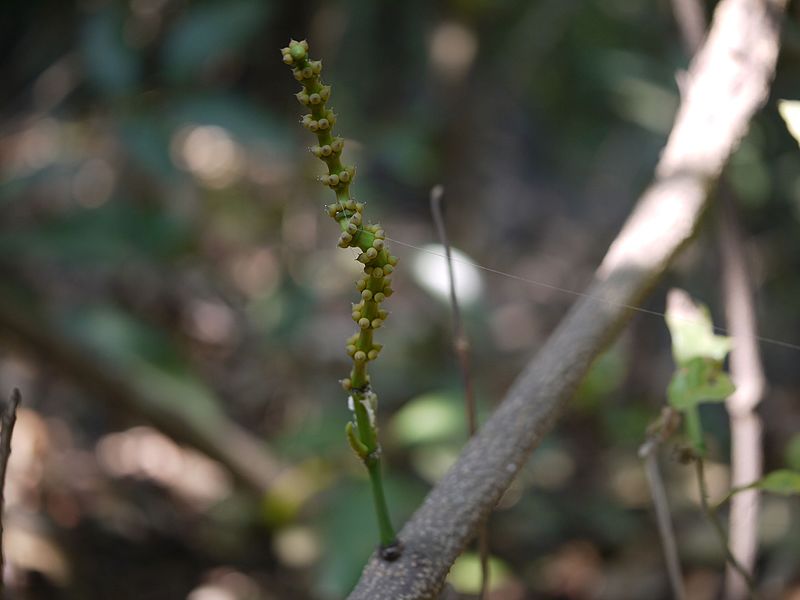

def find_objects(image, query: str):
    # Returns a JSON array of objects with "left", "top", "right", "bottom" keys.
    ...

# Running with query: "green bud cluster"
[{"left": 281, "top": 39, "right": 399, "bottom": 467}]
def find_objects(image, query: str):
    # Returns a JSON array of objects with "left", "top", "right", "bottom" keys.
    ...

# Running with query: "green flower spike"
[{"left": 281, "top": 39, "right": 401, "bottom": 559}]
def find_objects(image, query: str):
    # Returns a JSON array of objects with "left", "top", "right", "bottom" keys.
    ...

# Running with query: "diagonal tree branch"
[
  {"left": 348, "top": 0, "right": 786, "bottom": 597},
  {"left": 0, "top": 297, "right": 279, "bottom": 494}
]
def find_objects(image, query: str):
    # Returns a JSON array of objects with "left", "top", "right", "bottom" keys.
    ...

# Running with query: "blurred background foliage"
[{"left": 1, "top": 0, "right": 800, "bottom": 598}]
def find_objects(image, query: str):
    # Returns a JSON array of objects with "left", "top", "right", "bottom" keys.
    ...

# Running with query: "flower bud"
[{"left": 289, "top": 40, "right": 307, "bottom": 61}]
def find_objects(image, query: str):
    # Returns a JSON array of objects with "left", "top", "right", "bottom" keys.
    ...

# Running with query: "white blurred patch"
[
  {"left": 96, "top": 426, "right": 232, "bottom": 510},
  {"left": 172, "top": 125, "right": 244, "bottom": 188},
  {"left": 778, "top": 99, "right": 800, "bottom": 148},
  {"left": 273, "top": 526, "right": 320, "bottom": 568},
  {"left": 187, "top": 586, "right": 236, "bottom": 600},
  {"left": 429, "top": 22, "right": 478, "bottom": 82},
  {"left": 4, "top": 525, "right": 70, "bottom": 585},
  {"left": 188, "top": 568, "right": 262, "bottom": 600},
  {"left": 185, "top": 299, "right": 238, "bottom": 346},
  {"left": 412, "top": 244, "right": 482, "bottom": 306}
]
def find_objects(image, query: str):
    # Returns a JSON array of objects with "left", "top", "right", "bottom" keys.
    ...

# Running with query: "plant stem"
[
  {"left": 640, "top": 439, "right": 687, "bottom": 600},
  {"left": 685, "top": 405, "right": 705, "bottom": 456},
  {"left": 282, "top": 40, "right": 399, "bottom": 555},
  {"left": 694, "top": 458, "right": 759, "bottom": 599},
  {"left": 367, "top": 460, "right": 396, "bottom": 548}
]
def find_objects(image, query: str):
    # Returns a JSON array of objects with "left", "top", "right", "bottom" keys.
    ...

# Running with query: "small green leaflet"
[
  {"left": 665, "top": 289, "right": 732, "bottom": 366},
  {"left": 751, "top": 469, "right": 800, "bottom": 496},
  {"left": 667, "top": 357, "right": 735, "bottom": 410},
  {"left": 665, "top": 289, "right": 735, "bottom": 411}
]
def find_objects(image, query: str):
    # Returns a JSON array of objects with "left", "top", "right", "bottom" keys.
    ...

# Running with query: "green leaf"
[
  {"left": 667, "top": 357, "right": 735, "bottom": 410},
  {"left": 665, "top": 289, "right": 732, "bottom": 366},
  {"left": 752, "top": 470, "right": 800, "bottom": 496},
  {"left": 447, "top": 553, "right": 510, "bottom": 595},
  {"left": 389, "top": 392, "right": 465, "bottom": 446}
]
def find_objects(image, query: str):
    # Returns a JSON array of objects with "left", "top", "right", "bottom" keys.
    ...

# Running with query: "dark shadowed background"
[{"left": 2, "top": 0, "right": 800, "bottom": 598}]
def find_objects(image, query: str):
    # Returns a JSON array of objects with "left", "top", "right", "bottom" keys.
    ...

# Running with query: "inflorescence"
[
  {"left": 281, "top": 40, "right": 399, "bottom": 395},
  {"left": 282, "top": 39, "right": 400, "bottom": 553}
]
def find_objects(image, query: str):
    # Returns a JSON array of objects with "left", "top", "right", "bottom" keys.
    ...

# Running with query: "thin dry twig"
[
  {"left": 430, "top": 185, "right": 488, "bottom": 600},
  {"left": 639, "top": 409, "right": 687, "bottom": 600},
  {"left": 349, "top": 0, "right": 785, "bottom": 596},
  {"left": 0, "top": 389, "right": 21, "bottom": 594}
]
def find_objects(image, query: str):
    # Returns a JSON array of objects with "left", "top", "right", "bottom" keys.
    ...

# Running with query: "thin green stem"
[
  {"left": 695, "top": 458, "right": 759, "bottom": 599},
  {"left": 685, "top": 405, "right": 705, "bottom": 456},
  {"left": 367, "top": 460, "right": 396, "bottom": 548}
]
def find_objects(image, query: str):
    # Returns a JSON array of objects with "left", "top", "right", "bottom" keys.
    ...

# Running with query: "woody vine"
[{"left": 281, "top": 39, "right": 401, "bottom": 558}]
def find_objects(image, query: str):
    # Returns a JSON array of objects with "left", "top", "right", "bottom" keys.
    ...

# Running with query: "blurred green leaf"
[
  {"left": 43, "top": 304, "right": 225, "bottom": 426},
  {"left": 0, "top": 201, "right": 189, "bottom": 264},
  {"left": 575, "top": 346, "right": 626, "bottom": 411},
  {"left": 82, "top": 6, "right": 140, "bottom": 96},
  {"left": 667, "top": 357, "right": 735, "bottom": 410},
  {"left": 752, "top": 470, "right": 800, "bottom": 496},
  {"left": 786, "top": 434, "right": 800, "bottom": 471},
  {"left": 447, "top": 552, "right": 511, "bottom": 594},
  {"left": 389, "top": 391, "right": 465, "bottom": 446},
  {"left": 665, "top": 295, "right": 732, "bottom": 366},
  {"left": 162, "top": 0, "right": 269, "bottom": 82}
]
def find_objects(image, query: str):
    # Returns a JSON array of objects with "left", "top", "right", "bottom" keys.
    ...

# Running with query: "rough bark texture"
[{"left": 348, "top": 0, "right": 786, "bottom": 598}]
